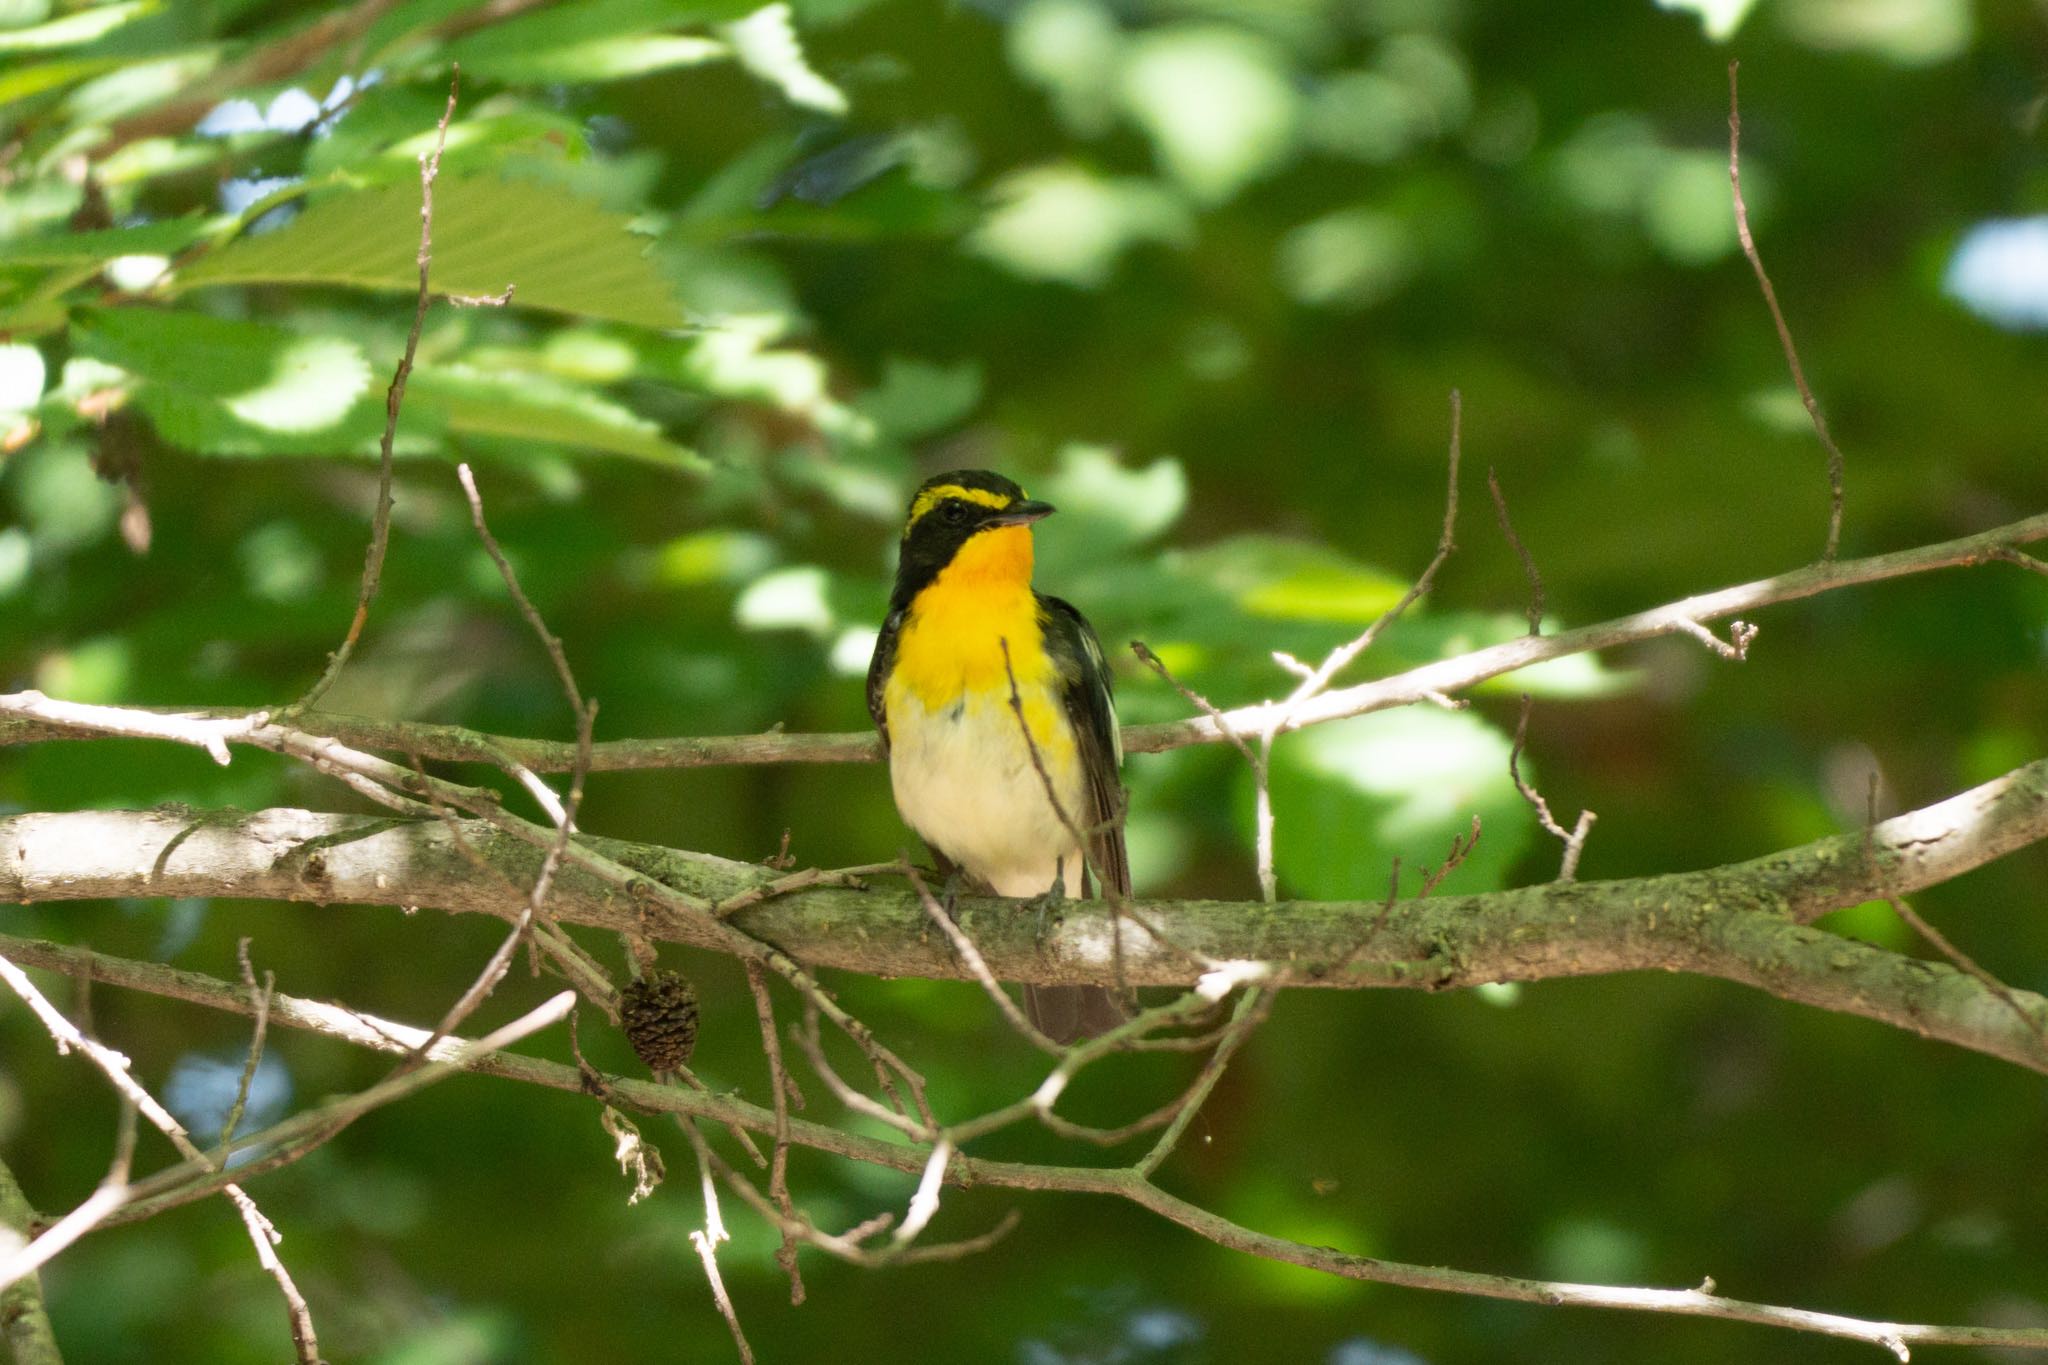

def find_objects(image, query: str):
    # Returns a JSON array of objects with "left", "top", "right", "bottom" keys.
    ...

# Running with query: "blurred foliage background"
[{"left": 3, "top": 0, "right": 2047, "bottom": 1360}]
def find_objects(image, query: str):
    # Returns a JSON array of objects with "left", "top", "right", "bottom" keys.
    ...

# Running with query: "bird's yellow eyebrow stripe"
[{"left": 904, "top": 484, "right": 1017, "bottom": 536}]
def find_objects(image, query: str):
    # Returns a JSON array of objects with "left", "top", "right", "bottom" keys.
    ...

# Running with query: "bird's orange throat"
[
  {"left": 932, "top": 524, "right": 1035, "bottom": 589},
  {"left": 890, "top": 526, "right": 1050, "bottom": 707}
]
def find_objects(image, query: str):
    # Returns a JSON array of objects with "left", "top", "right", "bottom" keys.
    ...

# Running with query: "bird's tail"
[{"left": 1023, "top": 984, "right": 1130, "bottom": 1044}]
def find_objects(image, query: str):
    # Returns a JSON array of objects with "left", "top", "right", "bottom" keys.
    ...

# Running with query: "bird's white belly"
[{"left": 886, "top": 687, "right": 1087, "bottom": 897}]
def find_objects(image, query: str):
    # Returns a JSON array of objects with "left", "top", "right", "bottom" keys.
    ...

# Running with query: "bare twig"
[
  {"left": 12, "top": 934, "right": 2048, "bottom": 1355},
  {"left": 905, "top": 863, "right": 1058, "bottom": 1050},
  {"left": 0, "top": 1101, "right": 134, "bottom": 1290},
  {"left": 1729, "top": 61, "right": 1846, "bottom": 561},
  {"left": 1673, "top": 615, "right": 1758, "bottom": 661},
  {"left": 1509, "top": 696, "right": 1597, "bottom": 881},
  {"left": 680, "top": 1122, "right": 756, "bottom": 1364},
  {"left": 294, "top": 69, "right": 461, "bottom": 710},
  {"left": 997, "top": 638, "right": 1098, "bottom": 887},
  {"left": 11, "top": 512, "right": 2048, "bottom": 772},
  {"left": 1417, "top": 815, "right": 1483, "bottom": 897},
  {"left": 1487, "top": 466, "right": 1544, "bottom": 636},
  {"left": 1991, "top": 546, "right": 2048, "bottom": 578},
  {"left": 1887, "top": 896, "right": 2047, "bottom": 1042},
  {"left": 0, "top": 952, "right": 323, "bottom": 1363},
  {"left": 744, "top": 962, "right": 806, "bottom": 1303},
  {"left": 1134, "top": 985, "right": 1272, "bottom": 1176},
  {"left": 215, "top": 939, "right": 274, "bottom": 1162}
]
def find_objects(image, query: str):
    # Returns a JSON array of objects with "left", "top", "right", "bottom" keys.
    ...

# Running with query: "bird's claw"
[{"left": 1021, "top": 863, "right": 1069, "bottom": 940}]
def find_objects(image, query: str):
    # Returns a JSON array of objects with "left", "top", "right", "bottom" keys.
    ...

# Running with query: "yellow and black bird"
[{"left": 867, "top": 469, "right": 1128, "bottom": 1041}]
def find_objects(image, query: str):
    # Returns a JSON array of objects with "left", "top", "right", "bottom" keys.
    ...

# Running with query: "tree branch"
[
  {"left": 6, "top": 751, "right": 2048, "bottom": 1072},
  {"left": 3, "top": 932, "right": 2041, "bottom": 1359},
  {"left": 5, "top": 510, "right": 2041, "bottom": 771}
]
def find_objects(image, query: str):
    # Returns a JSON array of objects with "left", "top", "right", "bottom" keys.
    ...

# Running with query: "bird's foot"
[
  {"left": 1020, "top": 864, "right": 1069, "bottom": 940},
  {"left": 937, "top": 866, "right": 966, "bottom": 924}
]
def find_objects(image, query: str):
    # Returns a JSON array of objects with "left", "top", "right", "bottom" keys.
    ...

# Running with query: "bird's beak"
[{"left": 988, "top": 499, "right": 1056, "bottom": 527}]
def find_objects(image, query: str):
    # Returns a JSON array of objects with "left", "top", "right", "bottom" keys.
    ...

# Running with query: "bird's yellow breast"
[{"left": 884, "top": 525, "right": 1068, "bottom": 756}]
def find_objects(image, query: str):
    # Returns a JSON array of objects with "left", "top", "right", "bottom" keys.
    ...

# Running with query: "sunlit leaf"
[
  {"left": 406, "top": 365, "right": 709, "bottom": 470},
  {"left": 0, "top": 0, "right": 153, "bottom": 52},
  {"left": 1170, "top": 536, "right": 1407, "bottom": 624},
  {"left": 725, "top": 3, "right": 848, "bottom": 116},
  {"left": 1040, "top": 445, "right": 1186, "bottom": 548},
  {"left": 971, "top": 163, "right": 1191, "bottom": 287},
  {"left": 0, "top": 342, "right": 46, "bottom": 412},
  {"left": 1263, "top": 706, "right": 1532, "bottom": 900},
  {"left": 1655, "top": 0, "right": 1762, "bottom": 41},
  {"left": 174, "top": 176, "right": 690, "bottom": 328},
  {"left": 1118, "top": 26, "right": 1299, "bottom": 204}
]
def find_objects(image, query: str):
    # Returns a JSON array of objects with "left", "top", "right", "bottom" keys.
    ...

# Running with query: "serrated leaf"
[
  {"left": 406, "top": 365, "right": 708, "bottom": 470},
  {"left": 173, "top": 176, "right": 689, "bottom": 329},
  {"left": 0, "top": 217, "right": 212, "bottom": 265}
]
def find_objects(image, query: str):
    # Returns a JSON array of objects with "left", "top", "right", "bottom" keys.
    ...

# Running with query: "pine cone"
[{"left": 621, "top": 969, "right": 699, "bottom": 1072}]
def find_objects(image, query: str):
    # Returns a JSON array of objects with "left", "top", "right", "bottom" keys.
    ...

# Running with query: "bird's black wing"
[
  {"left": 866, "top": 608, "right": 903, "bottom": 754},
  {"left": 1038, "top": 593, "right": 1129, "bottom": 897}
]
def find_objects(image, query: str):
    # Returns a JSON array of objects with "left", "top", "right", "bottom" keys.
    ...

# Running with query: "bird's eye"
[{"left": 941, "top": 501, "right": 970, "bottom": 525}]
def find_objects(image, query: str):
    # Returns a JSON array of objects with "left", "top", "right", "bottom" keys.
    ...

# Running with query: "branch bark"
[{"left": 7, "top": 751, "right": 2047, "bottom": 1073}]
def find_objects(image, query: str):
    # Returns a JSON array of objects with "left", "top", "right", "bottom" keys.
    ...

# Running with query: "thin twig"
[
  {"left": 1134, "top": 985, "right": 1272, "bottom": 1176},
  {"left": 0, "top": 1100, "right": 135, "bottom": 1289},
  {"left": 679, "top": 1122, "right": 756, "bottom": 1364},
  {"left": 1887, "top": 896, "right": 2047, "bottom": 1042},
  {"left": 0, "top": 952, "right": 324, "bottom": 1363},
  {"left": 294, "top": 68, "right": 461, "bottom": 710},
  {"left": 744, "top": 962, "right": 806, "bottom": 1304},
  {"left": 1729, "top": 61, "right": 1846, "bottom": 561},
  {"left": 1673, "top": 615, "right": 1758, "bottom": 661},
  {"left": 1487, "top": 466, "right": 1544, "bottom": 636},
  {"left": 904, "top": 863, "right": 1058, "bottom": 1051},
  {"left": 12, "top": 513, "right": 2048, "bottom": 771},
  {"left": 214, "top": 939, "right": 274, "bottom": 1163},
  {"left": 1417, "top": 815, "right": 1482, "bottom": 896},
  {"left": 1508, "top": 696, "right": 1597, "bottom": 881},
  {"left": 1990, "top": 546, "right": 2048, "bottom": 578},
  {"left": 14, "top": 934, "right": 2048, "bottom": 1355}
]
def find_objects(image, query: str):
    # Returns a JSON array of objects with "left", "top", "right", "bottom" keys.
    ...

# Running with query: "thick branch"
[
  {"left": 3, "top": 511, "right": 2043, "bottom": 771},
  {"left": 6, "top": 754, "right": 2047, "bottom": 1072}
]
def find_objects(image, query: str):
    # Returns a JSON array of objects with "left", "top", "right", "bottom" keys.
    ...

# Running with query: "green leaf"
[
  {"left": 0, "top": 0, "right": 154, "bottom": 52},
  {"left": 1118, "top": 26, "right": 1299, "bottom": 204},
  {"left": 0, "top": 217, "right": 212, "bottom": 266},
  {"left": 853, "top": 356, "right": 981, "bottom": 439},
  {"left": 0, "top": 55, "right": 126, "bottom": 108},
  {"left": 724, "top": 3, "right": 848, "bottom": 116},
  {"left": 1262, "top": 707, "right": 1533, "bottom": 900},
  {"left": 173, "top": 176, "right": 690, "bottom": 329},
  {"left": 71, "top": 306, "right": 379, "bottom": 452},
  {"left": 970, "top": 163, "right": 1192, "bottom": 287},
  {"left": 1041, "top": 445, "right": 1186, "bottom": 548},
  {"left": 1170, "top": 535, "right": 1407, "bottom": 624},
  {"left": 447, "top": 0, "right": 730, "bottom": 83},
  {"left": 405, "top": 365, "right": 708, "bottom": 470}
]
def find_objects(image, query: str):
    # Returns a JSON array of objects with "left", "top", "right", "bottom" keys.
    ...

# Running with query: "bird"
[{"left": 867, "top": 469, "right": 1130, "bottom": 1042}]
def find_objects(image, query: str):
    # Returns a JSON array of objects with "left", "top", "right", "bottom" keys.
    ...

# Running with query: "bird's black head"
[{"left": 890, "top": 469, "right": 1056, "bottom": 609}]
